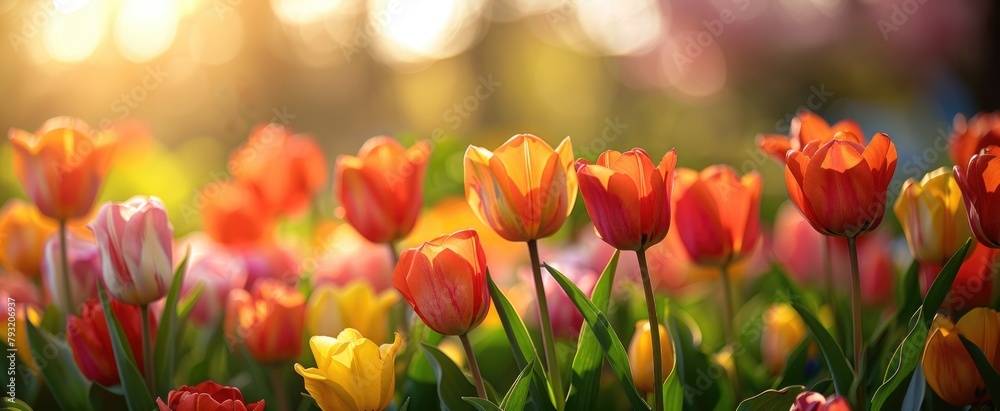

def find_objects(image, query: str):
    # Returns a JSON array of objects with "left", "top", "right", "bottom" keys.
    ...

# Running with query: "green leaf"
[
  {"left": 921, "top": 239, "right": 971, "bottom": 326},
  {"left": 501, "top": 358, "right": 538, "bottom": 411},
  {"left": 735, "top": 386, "right": 805, "bottom": 411},
  {"left": 775, "top": 335, "right": 812, "bottom": 389},
  {"left": 2, "top": 398, "right": 35, "bottom": 411},
  {"left": 543, "top": 263, "right": 650, "bottom": 411},
  {"left": 422, "top": 343, "right": 479, "bottom": 411},
  {"left": 566, "top": 250, "right": 619, "bottom": 411},
  {"left": 154, "top": 247, "right": 190, "bottom": 397},
  {"left": 487, "top": 274, "right": 552, "bottom": 411},
  {"left": 464, "top": 398, "right": 503, "bottom": 411},
  {"left": 790, "top": 303, "right": 853, "bottom": 396},
  {"left": 96, "top": 282, "right": 156, "bottom": 411},
  {"left": 398, "top": 398, "right": 411, "bottom": 411},
  {"left": 177, "top": 282, "right": 204, "bottom": 322},
  {"left": 25, "top": 320, "right": 91, "bottom": 410},
  {"left": 870, "top": 309, "right": 928, "bottom": 411},
  {"left": 958, "top": 334, "right": 1000, "bottom": 406},
  {"left": 663, "top": 314, "right": 684, "bottom": 411},
  {"left": 670, "top": 312, "right": 720, "bottom": 411},
  {"left": 894, "top": 261, "right": 921, "bottom": 326}
]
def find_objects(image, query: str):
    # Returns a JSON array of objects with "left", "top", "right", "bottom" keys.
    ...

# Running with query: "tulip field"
[{"left": 1, "top": 111, "right": 999, "bottom": 411}]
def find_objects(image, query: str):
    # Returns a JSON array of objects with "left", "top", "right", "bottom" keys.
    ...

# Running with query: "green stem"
[
  {"left": 847, "top": 236, "right": 866, "bottom": 409},
  {"left": 719, "top": 263, "right": 743, "bottom": 399},
  {"left": 140, "top": 304, "right": 155, "bottom": 396},
  {"left": 271, "top": 365, "right": 289, "bottom": 411},
  {"left": 387, "top": 242, "right": 410, "bottom": 336},
  {"left": 636, "top": 248, "right": 663, "bottom": 411},
  {"left": 824, "top": 236, "right": 837, "bottom": 323},
  {"left": 460, "top": 333, "right": 487, "bottom": 399},
  {"left": 59, "top": 220, "right": 73, "bottom": 316},
  {"left": 527, "top": 239, "right": 565, "bottom": 411}
]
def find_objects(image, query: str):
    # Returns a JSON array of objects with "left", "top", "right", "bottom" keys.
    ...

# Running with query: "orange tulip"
[
  {"left": 785, "top": 132, "right": 898, "bottom": 237},
  {"left": 393, "top": 229, "right": 490, "bottom": 336},
  {"left": 671, "top": 165, "right": 761, "bottom": 266},
  {"left": 335, "top": 136, "right": 431, "bottom": 244},
  {"left": 757, "top": 111, "right": 863, "bottom": 163},
  {"left": 949, "top": 112, "right": 1000, "bottom": 169},
  {"left": 464, "top": 134, "right": 577, "bottom": 242},
  {"left": 0, "top": 199, "right": 57, "bottom": 276},
  {"left": 922, "top": 307, "right": 1000, "bottom": 406},
  {"left": 627, "top": 320, "right": 674, "bottom": 393},
  {"left": 201, "top": 182, "right": 274, "bottom": 246},
  {"left": 575, "top": 148, "right": 677, "bottom": 251},
  {"left": 224, "top": 279, "right": 305, "bottom": 362},
  {"left": 8, "top": 117, "right": 115, "bottom": 220},
  {"left": 229, "top": 124, "right": 327, "bottom": 216},
  {"left": 954, "top": 146, "right": 1000, "bottom": 248}
]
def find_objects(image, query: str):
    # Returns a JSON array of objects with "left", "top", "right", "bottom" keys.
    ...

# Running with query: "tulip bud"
[
  {"left": 464, "top": 134, "right": 577, "bottom": 242},
  {"left": 954, "top": 146, "right": 1000, "bottom": 248},
  {"left": 0, "top": 199, "right": 57, "bottom": 276},
  {"left": 307, "top": 281, "right": 398, "bottom": 344},
  {"left": 41, "top": 231, "right": 100, "bottom": 315},
  {"left": 230, "top": 124, "right": 328, "bottom": 216},
  {"left": 671, "top": 165, "right": 762, "bottom": 266},
  {"left": 311, "top": 223, "right": 395, "bottom": 293},
  {"left": 790, "top": 392, "right": 851, "bottom": 411},
  {"left": 757, "top": 111, "right": 863, "bottom": 164},
  {"left": 335, "top": 136, "right": 430, "bottom": 244},
  {"left": 923, "top": 307, "right": 1000, "bottom": 406},
  {"left": 393, "top": 229, "right": 490, "bottom": 336},
  {"left": 295, "top": 329, "right": 402, "bottom": 411},
  {"left": 575, "top": 148, "right": 677, "bottom": 251},
  {"left": 224, "top": 279, "right": 305, "bottom": 362},
  {"left": 200, "top": 182, "right": 274, "bottom": 246},
  {"left": 949, "top": 112, "right": 1000, "bottom": 169},
  {"left": 156, "top": 381, "right": 264, "bottom": 411},
  {"left": 760, "top": 303, "right": 807, "bottom": 374},
  {"left": 89, "top": 196, "right": 174, "bottom": 305},
  {"left": 67, "top": 299, "right": 156, "bottom": 386},
  {"left": 894, "top": 167, "right": 972, "bottom": 266},
  {"left": 8, "top": 117, "right": 115, "bottom": 220},
  {"left": 182, "top": 247, "right": 247, "bottom": 327},
  {"left": 627, "top": 320, "right": 674, "bottom": 393}
]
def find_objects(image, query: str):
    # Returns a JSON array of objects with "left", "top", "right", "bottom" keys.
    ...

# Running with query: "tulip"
[
  {"left": 41, "top": 231, "right": 100, "bottom": 315},
  {"left": 790, "top": 392, "right": 852, "bottom": 411},
  {"left": 181, "top": 244, "right": 247, "bottom": 327},
  {"left": 89, "top": 196, "right": 174, "bottom": 306},
  {"left": 235, "top": 242, "right": 300, "bottom": 288},
  {"left": 949, "top": 112, "right": 1000, "bottom": 169},
  {"left": 0, "top": 199, "right": 57, "bottom": 276},
  {"left": 627, "top": 320, "right": 674, "bottom": 393},
  {"left": 295, "top": 329, "right": 402, "bottom": 411},
  {"left": 224, "top": 279, "right": 305, "bottom": 362},
  {"left": 575, "top": 148, "right": 677, "bottom": 251},
  {"left": 464, "top": 134, "right": 577, "bottom": 242},
  {"left": 311, "top": 222, "right": 395, "bottom": 293},
  {"left": 923, "top": 307, "right": 1000, "bottom": 406},
  {"left": 757, "top": 111, "right": 863, "bottom": 163},
  {"left": 393, "top": 229, "right": 490, "bottom": 336},
  {"left": 335, "top": 136, "right": 431, "bottom": 244},
  {"left": 931, "top": 245, "right": 997, "bottom": 312},
  {"left": 307, "top": 281, "right": 398, "bottom": 344},
  {"left": 8, "top": 116, "right": 115, "bottom": 220},
  {"left": 201, "top": 182, "right": 274, "bottom": 246},
  {"left": 540, "top": 264, "right": 596, "bottom": 340},
  {"left": 760, "top": 303, "right": 807, "bottom": 374},
  {"left": 894, "top": 167, "right": 972, "bottom": 266},
  {"left": 785, "top": 131, "right": 897, "bottom": 238},
  {"left": 671, "top": 165, "right": 762, "bottom": 267},
  {"left": 67, "top": 298, "right": 156, "bottom": 386},
  {"left": 156, "top": 381, "right": 264, "bottom": 411},
  {"left": 954, "top": 146, "right": 1000, "bottom": 248},
  {"left": 229, "top": 124, "right": 328, "bottom": 216}
]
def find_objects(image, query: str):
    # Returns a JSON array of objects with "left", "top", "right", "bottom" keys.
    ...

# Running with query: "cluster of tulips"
[{"left": 2, "top": 111, "right": 1000, "bottom": 411}]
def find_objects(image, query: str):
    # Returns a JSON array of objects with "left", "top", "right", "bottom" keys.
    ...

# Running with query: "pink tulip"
[
  {"left": 541, "top": 261, "right": 597, "bottom": 340},
  {"left": 183, "top": 246, "right": 248, "bottom": 327},
  {"left": 311, "top": 224, "right": 394, "bottom": 293},
  {"left": 41, "top": 231, "right": 100, "bottom": 315},
  {"left": 233, "top": 243, "right": 299, "bottom": 289},
  {"left": 89, "top": 196, "right": 174, "bottom": 305}
]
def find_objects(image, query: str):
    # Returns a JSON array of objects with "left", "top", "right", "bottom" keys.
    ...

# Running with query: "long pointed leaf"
[
  {"left": 25, "top": 319, "right": 91, "bottom": 410},
  {"left": 487, "top": 275, "right": 553, "bottom": 411},
  {"left": 870, "top": 309, "right": 927, "bottom": 411},
  {"left": 154, "top": 247, "right": 190, "bottom": 396},
  {"left": 921, "top": 239, "right": 971, "bottom": 326},
  {"left": 736, "top": 386, "right": 806, "bottom": 411},
  {"left": 790, "top": 303, "right": 853, "bottom": 396},
  {"left": 422, "top": 343, "right": 479, "bottom": 411},
  {"left": 663, "top": 314, "right": 684, "bottom": 411},
  {"left": 97, "top": 282, "right": 156, "bottom": 411},
  {"left": 958, "top": 334, "right": 1000, "bottom": 406},
  {"left": 566, "top": 250, "right": 619, "bottom": 410},
  {"left": 544, "top": 263, "right": 649, "bottom": 411},
  {"left": 501, "top": 358, "right": 538, "bottom": 411}
]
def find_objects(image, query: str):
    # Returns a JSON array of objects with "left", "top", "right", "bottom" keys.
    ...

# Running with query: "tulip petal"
[
  {"left": 803, "top": 140, "right": 876, "bottom": 236},
  {"left": 756, "top": 134, "right": 792, "bottom": 162},
  {"left": 464, "top": 145, "right": 529, "bottom": 241}
]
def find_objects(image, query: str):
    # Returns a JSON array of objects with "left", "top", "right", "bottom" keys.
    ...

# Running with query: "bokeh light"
[
  {"left": 43, "top": 2, "right": 103, "bottom": 63},
  {"left": 114, "top": 0, "right": 179, "bottom": 62}
]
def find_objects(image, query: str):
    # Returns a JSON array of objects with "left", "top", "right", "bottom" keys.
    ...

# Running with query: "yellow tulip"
[
  {"left": 464, "top": 134, "right": 577, "bottom": 242},
  {"left": 760, "top": 303, "right": 813, "bottom": 374},
  {"left": 893, "top": 167, "right": 973, "bottom": 266},
  {"left": 295, "top": 329, "right": 403, "bottom": 411},
  {"left": 627, "top": 320, "right": 674, "bottom": 393},
  {"left": 923, "top": 307, "right": 1000, "bottom": 406},
  {"left": 306, "top": 281, "right": 398, "bottom": 344}
]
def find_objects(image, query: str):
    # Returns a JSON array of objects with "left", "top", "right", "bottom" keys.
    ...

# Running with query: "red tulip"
[
  {"left": 200, "top": 182, "right": 274, "bottom": 246},
  {"left": 923, "top": 244, "right": 997, "bottom": 313},
  {"left": 575, "top": 148, "right": 677, "bottom": 251},
  {"left": 785, "top": 132, "right": 898, "bottom": 237},
  {"left": 157, "top": 381, "right": 264, "bottom": 411},
  {"left": 757, "top": 111, "right": 863, "bottom": 163},
  {"left": 229, "top": 124, "right": 328, "bottom": 216},
  {"left": 335, "top": 136, "right": 431, "bottom": 244},
  {"left": 790, "top": 392, "right": 851, "bottom": 411},
  {"left": 224, "top": 279, "right": 304, "bottom": 362},
  {"left": 954, "top": 146, "right": 1000, "bottom": 248},
  {"left": 671, "top": 165, "right": 762, "bottom": 266},
  {"left": 949, "top": 112, "right": 1000, "bottom": 169},
  {"left": 67, "top": 299, "right": 156, "bottom": 386},
  {"left": 393, "top": 229, "right": 490, "bottom": 336}
]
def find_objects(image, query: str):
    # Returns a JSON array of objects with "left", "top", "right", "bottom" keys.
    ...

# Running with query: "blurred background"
[{"left": 1, "top": 0, "right": 997, "bottom": 234}]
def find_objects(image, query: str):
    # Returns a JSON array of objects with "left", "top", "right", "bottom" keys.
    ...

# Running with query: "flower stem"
[
  {"left": 140, "top": 304, "right": 155, "bottom": 396},
  {"left": 527, "top": 239, "right": 565, "bottom": 411},
  {"left": 387, "top": 242, "right": 410, "bottom": 336},
  {"left": 460, "top": 333, "right": 487, "bottom": 399},
  {"left": 719, "top": 263, "right": 743, "bottom": 399},
  {"left": 823, "top": 236, "right": 837, "bottom": 327},
  {"left": 847, "top": 236, "right": 866, "bottom": 408},
  {"left": 271, "top": 365, "right": 289, "bottom": 411},
  {"left": 636, "top": 249, "right": 663, "bottom": 411},
  {"left": 59, "top": 220, "right": 73, "bottom": 316}
]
